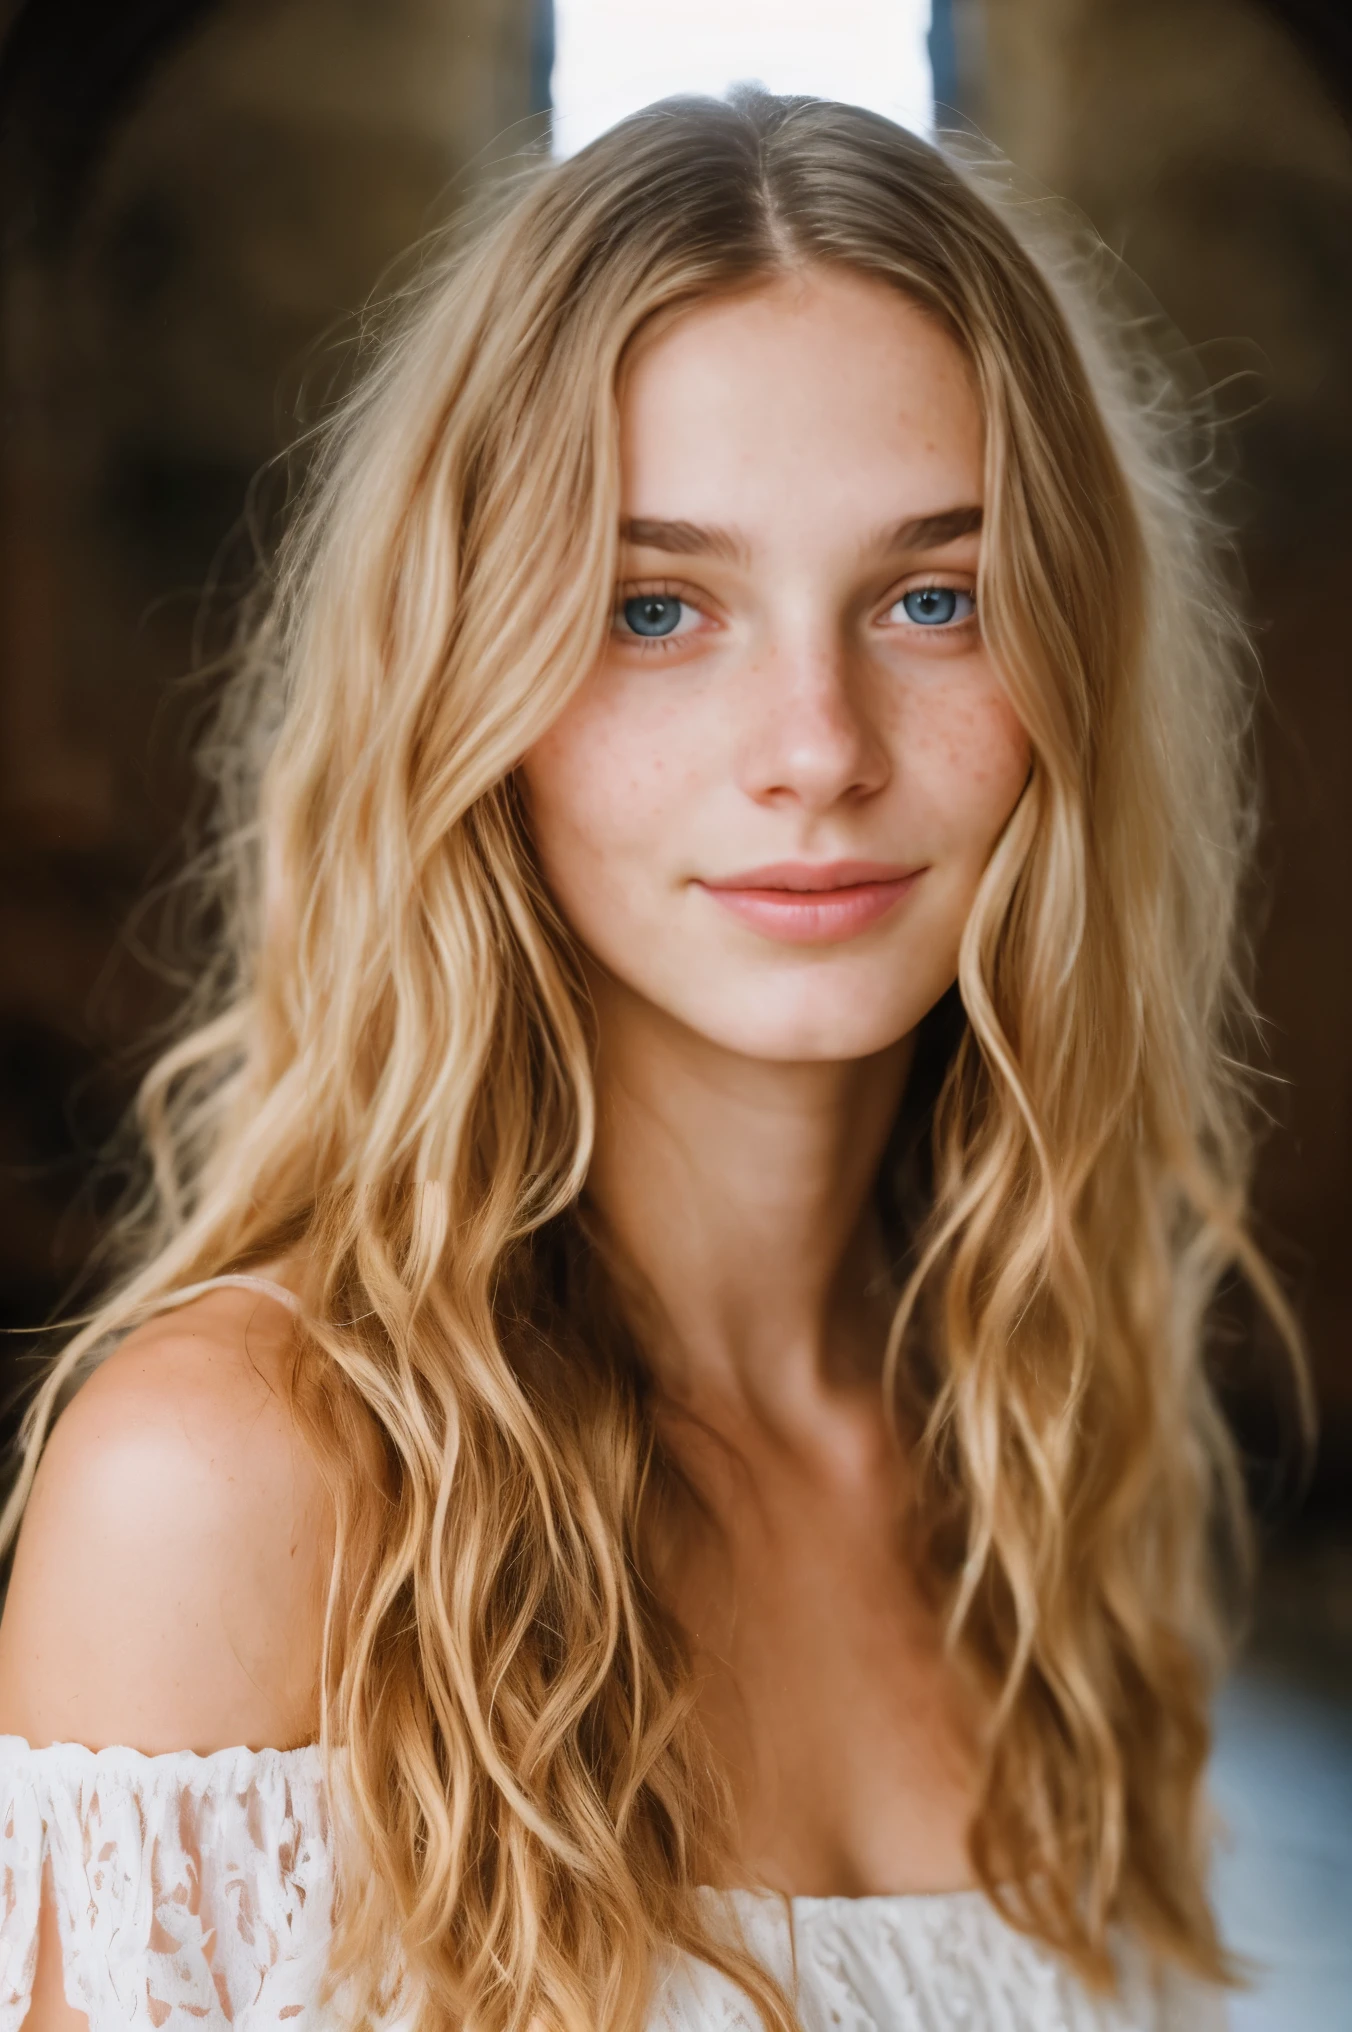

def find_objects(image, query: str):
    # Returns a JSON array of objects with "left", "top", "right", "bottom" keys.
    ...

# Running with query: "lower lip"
[{"left": 696, "top": 874, "right": 921, "bottom": 944}]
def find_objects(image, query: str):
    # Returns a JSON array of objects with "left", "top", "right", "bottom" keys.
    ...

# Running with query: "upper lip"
[{"left": 700, "top": 860, "right": 921, "bottom": 892}]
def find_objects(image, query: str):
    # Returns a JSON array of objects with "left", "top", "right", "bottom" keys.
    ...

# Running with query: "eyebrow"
[
  {"left": 620, "top": 503, "right": 983, "bottom": 567},
  {"left": 879, "top": 504, "right": 983, "bottom": 553},
  {"left": 621, "top": 517, "right": 748, "bottom": 565}
]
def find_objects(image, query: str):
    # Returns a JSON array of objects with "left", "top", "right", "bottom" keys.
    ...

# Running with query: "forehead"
[{"left": 618, "top": 270, "right": 983, "bottom": 536}]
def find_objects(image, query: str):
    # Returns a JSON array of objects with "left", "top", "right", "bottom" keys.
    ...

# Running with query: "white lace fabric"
[
  {"left": 0, "top": 1737, "right": 1221, "bottom": 2032},
  {"left": 662, "top": 1891, "right": 1221, "bottom": 2032},
  {"left": 0, "top": 1737, "right": 336, "bottom": 2032}
]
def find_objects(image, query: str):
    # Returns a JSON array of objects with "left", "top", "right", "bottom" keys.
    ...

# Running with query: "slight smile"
[{"left": 695, "top": 861, "right": 925, "bottom": 944}]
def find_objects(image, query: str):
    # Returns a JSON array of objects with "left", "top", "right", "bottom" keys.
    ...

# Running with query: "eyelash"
[
  {"left": 880, "top": 578, "right": 978, "bottom": 630},
  {"left": 612, "top": 579, "right": 707, "bottom": 653},
  {"left": 610, "top": 575, "right": 980, "bottom": 651}
]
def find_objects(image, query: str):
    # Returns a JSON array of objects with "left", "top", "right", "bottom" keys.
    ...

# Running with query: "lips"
[{"left": 695, "top": 861, "right": 923, "bottom": 945}]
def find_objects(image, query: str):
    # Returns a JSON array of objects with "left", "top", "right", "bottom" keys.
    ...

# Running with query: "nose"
[{"left": 736, "top": 628, "right": 891, "bottom": 813}]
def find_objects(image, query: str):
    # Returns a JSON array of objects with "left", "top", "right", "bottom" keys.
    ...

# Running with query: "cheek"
[
  {"left": 519, "top": 684, "right": 700, "bottom": 916},
  {"left": 907, "top": 679, "right": 1031, "bottom": 854}
]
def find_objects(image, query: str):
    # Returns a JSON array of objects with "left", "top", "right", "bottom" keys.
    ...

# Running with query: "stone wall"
[
  {"left": 2, "top": 0, "right": 1348, "bottom": 1502},
  {"left": 967, "top": 0, "right": 1352, "bottom": 1492},
  {"left": 0, "top": 0, "right": 540, "bottom": 1325}
]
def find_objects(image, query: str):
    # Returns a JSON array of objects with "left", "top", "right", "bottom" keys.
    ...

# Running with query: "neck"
[{"left": 584, "top": 973, "right": 914, "bottom": 1428}]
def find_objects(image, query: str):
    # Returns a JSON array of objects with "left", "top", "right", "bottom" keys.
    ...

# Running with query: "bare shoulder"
[{"left": 0, "top": 1284, "right": 333, "bottom": 1754}]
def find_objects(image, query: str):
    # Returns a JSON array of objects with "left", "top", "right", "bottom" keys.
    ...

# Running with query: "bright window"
[{"left": 550, "top": 0, "right": 934, "bottom": 159}]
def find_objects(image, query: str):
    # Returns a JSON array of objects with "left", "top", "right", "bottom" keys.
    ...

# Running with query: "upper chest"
[{"left": 660, "top": 1417, "right": 982, "bottom": 1893}]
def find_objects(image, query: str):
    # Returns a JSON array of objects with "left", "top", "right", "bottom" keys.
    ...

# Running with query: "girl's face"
[{"left": 521, "top": 268, "right": 1031, "bottom": 1063}]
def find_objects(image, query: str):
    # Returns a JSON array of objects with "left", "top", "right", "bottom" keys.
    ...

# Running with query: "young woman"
[{"left": 0, "top": 89, "right": 1289, "bottom": 2032}]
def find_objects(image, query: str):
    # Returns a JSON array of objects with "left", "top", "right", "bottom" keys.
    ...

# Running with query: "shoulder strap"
[{"left": 150, "top": 1273, "right": 303, "bottom": 1317}]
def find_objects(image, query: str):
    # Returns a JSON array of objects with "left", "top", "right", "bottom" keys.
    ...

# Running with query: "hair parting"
[{"left": 3, "top": 89, "right": 1301, "bottom": 2032}]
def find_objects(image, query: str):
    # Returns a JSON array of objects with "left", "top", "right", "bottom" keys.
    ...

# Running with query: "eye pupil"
[
  {"left": 902, "top": 587, "right": 960, "bottom": 625},
  {"left": 624, "top": 594, "right": 682, "bottom": 638}
]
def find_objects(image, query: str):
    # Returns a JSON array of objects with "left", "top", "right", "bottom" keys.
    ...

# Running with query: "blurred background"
[{"left": 0, "top": 0, "right": 1347, "bottom": 2020}]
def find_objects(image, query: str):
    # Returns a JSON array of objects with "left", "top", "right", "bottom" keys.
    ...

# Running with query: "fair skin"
[
  {"left": 0, "top": 267, "right": 1029, "bottom": 2024},
  {"left": 522, "top": 270, "right": 1029, "bottom": 1893}
]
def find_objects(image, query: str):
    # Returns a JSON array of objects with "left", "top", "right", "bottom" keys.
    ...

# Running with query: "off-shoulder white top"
[
  {"left": 0, "top": 1737, "right": 1223, "bottom": 2032},
  {"left": 0, "top": 1279, "right": 1226, "bottom": 2030}
]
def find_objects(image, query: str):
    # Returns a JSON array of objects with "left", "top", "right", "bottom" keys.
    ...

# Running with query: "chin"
[{"left": 680, "top": 986, "right": 923, "bottom": 1065}]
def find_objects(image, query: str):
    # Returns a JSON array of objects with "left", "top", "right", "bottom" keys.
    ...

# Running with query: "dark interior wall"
[
  {"left": 963, "top": 0, "right": 1352, "bottom": 1506},
  {"left": 0, "top": 0, "right": 541, "bottom": 1330},
  {"left": 0, "top": 0, "right": 1348, "bottom": 1516}
]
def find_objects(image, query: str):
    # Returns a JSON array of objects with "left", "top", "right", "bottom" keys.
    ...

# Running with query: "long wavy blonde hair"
[{"left": 5, "top": 89, "right": 1298, "bottom": 2032}]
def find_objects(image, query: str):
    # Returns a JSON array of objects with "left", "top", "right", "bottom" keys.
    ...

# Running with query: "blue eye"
[
  {"left": 894, "top": 586, "right": 975, "bottom": 627},
  {"left": 622, "top": 594, "right": 685, "bottom": 638}
]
